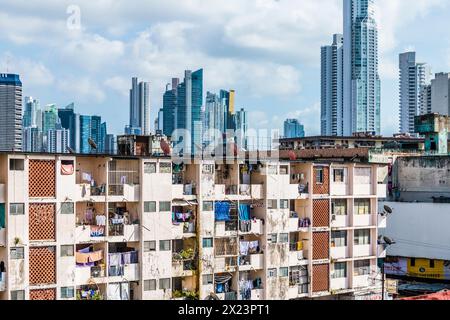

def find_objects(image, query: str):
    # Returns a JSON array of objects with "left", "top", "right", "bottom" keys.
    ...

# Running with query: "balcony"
[
  {"left": 215, "top": 257, "right": 238, "bottom": 273},
  {"left": 75, "top": 225, "right": 106, "bottom": 243},
  {"left": 108, "top": 223, "right": 140, "bottom": 242},
  {"left": 124, "top": 264, "right": 139, "bottom": 281},
  {"left": 108, "top": 184, "right": 140, "bottom": 202},
  {"left": 0, "top": 272, "right": 5, "bottom": 291},
  {"left": 331, "top": 215, "right": 349, "bottom": 228},
  {"left": 331, "top": 246, "right": 349, "bottom": 260},
  {"left": 173, "top": 259, "right": 197, "bottom": 278},
  {"left": 330, "top": 277, "right": 349, "bottom": 291},
  {"left": 76, "top": 265, "right": 106, "bottom": 285},
  {"left": 215, "top": 221, "right": 238, "bottom": 238},
  {"left": 108, "top": 251, "right": 139, "bottom": 279},
  {"left": 353, "top": 214, "right": 375, "bottom": 227},
  {"left": 353, "top": 275, "right": 371, "bottom": 289},
  {"left": 239, "top": 254, "right": 264, "bottom": 271},
  {"left": 289, "top": 249, "right": 308, "bottom": 266},
  {"left": 239, "top": 185, "right": 264, "bottom": 199},
  {"left": 353, "top": 245, "right": 373, "bottom": 258},
  {"left": 289, "top": 217, "right": 311, "bottom": 233},
  {"left": 353, "top": 183, "right": 373, "bottom": 196},
  {"left": 288, "top": 285, "right": 309, "bottom": 299},
  {"left": 172, "top": 184, "right": 197, "bottom": 200},
  {"left": 284, "top": 183, "right": 308, "bottom": 199},
  {"left": 331, "top": 183, "right": 349, "bottom": 196},
  {"left": 239, "top": 219, "right": 263, "bottom": 235}
]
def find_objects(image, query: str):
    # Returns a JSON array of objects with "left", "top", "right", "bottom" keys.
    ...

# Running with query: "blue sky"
[{"left": 1, "top": 0, "right": 449, "bottom": 137}]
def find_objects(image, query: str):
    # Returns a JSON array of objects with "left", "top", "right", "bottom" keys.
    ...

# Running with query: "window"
[
  {"left": 144, "top": 241, "right": 156, "bottom": 252},
  {"left": 280, "top": 200, "right": 289, "bottom": 210},
  {"left": 279, "top": 233, "right": 289, "bottom": 243},
  {"left": 354, "top": 260, "right": 371, "bottom": 276},
  {"left": 159, "top": 240, "right": 171, "bottom": 251},
  {"left": 144, "top": 279, "right": 157, "bottom": 291},
  {"left": 10, "top": 159, "right": 24, "bottom": 171},
  {"left": 10, "top": 203, "right": 24, "bottom": 215},
  {"left": 203, "top": 201, "right": 213, "bottom": 212},
  {"left": 315, "top": 167, "right": 324, "bottom": 184},
  {"left": 333, "top": 168, "right": 346, "bottom": 183},
  {"left": 279, "top": 267, "right": 289, "bottom": 277},
  {"left": 61, "top": 287, "right": 75, "bottom": 299},
  {"left": 159, "top": 202, "right": 171, "bottom": 212},
  {"left": 331, "top": 231, "right": 347, "bottom": 247},
  {"left": 268, "top": 268, "right": 277, "bottom": 278},
  {"left": 268, "top": 200, "right": 277, "bottom": 210},
  {"left": 202, "top": 164, "right": 214, "bottom": 174},
  {"left": 202, "top": 274, "right": 213, "bottom": 285},
  {"left": 144, "top": 162, "right": 157, "bottom": 174},
  {"left": 159, "top": 278, "right": 171, "bottom": 290},
  {"left": 410, "top": 258, "right": 416, "bottom": 267},
  {"left": 332, "top": 263, "right": 347, "bottom": 279},
  {"left": 280, "top": 165, "right": 289, "bottom": 175},
  {"left": 144, "top": 202, "right": 156, "bottom": 213},
  {"left": 332, "top": 199, "right": 347, "bottom": 216},
  {"left": 202, "top": 238, "right": 213, "bottom": 248},
  {"left": 61, "top": 245, "right": 74, "bottom": 257},
  {"left": 268, "top": 234, "right": 278, "bottom": 244},
  {"left": 355, "top": 199, "right": 370, "bottom": 215},
  {"left": 10, "top": 247, "right": 24, "bottom": 260},
  {"left": 430, "top": 260, "right": 435, "bottom": 268},
  {"left": 61, "top": 202, "right": 74, "bottom": 215},
  {"left": 11, "top": 290, "right": 25, "bottom": 300},
  {"left": 354, "top": 229, "right": 371, "bottom": 246},
  {"left": 159, "top": 163, "right": 172, "bottom": 174}
]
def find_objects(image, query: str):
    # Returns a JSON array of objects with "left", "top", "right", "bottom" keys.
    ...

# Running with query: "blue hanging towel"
[
  {"left": 215, "top": 202, "right": 231, "bottom": 221},
  {"left": 238, "top": 204, "right": 251, "bottom": 221}
]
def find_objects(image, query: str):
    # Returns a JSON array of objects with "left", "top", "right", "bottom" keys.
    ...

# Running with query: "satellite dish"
[
  {"left": 384, "top": 205, "right": 393, "bottom": 214},
  {"left": 383, "top": 236, "right": 396, "bottom": 246},
  {"left": 88, "top": 138, "right": 97, "bottom": 150}
]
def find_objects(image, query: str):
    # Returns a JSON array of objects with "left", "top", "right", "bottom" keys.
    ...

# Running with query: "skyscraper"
[
  {"left": 43, "top": 104, "right": 58, "bottom": 133},
  {"left": 220, "top": 90, "right": 236, "bottom": 131},
  {"left": 47, "top": 128, "right": 70, "bottom": 153},
  {"left": 23, "top": 127, "right": 43, "bottom": 153},
  {"left": 431, "top": 72, "right": 450, "bottom": 116},
  {"left": 79, "top": 115, "right": 91, "bottom": 154},
  {"left": 175, "top": 69, "right": 203, "bottom": 155},
  {"left": 128, "top": 77, "right": 150, "bottom": 135},
  {"left": 321, "top": 34, "right": 344, "bottom": 136},
  {"left": 284, "top": 119, "right": 305, "bottom": 139},
  {"left": 90, "top": 115, "right": 102, "bottom": 153},
  {"left": 23, "top": 97, "right": 40, "bottom": 128},
  {"left": 100, "top": 122, "right": 107, "bottom": 153},
  {"left": 204, "top": 91, "right": 225, "bottom": 146},
  {"left": 58, "top": 103, "right": 78, "bottom": 152},
  {"left": 399, "top": 52, "right": 432, "bottom": 134},
  {"left": 343, "top": 0, "right": 381, "bottom": 135},
  {"left": 0, "top": 74, "right": 23, "bottom": 151},
  {"left": 162, "top": 78, "right": 179, "bottom": 137},
  {"left": 156, "top": 108, "right": 164, "bottom": 133},
  {"left": 234, "top": 108, "right": 248, "bottom": 150}
]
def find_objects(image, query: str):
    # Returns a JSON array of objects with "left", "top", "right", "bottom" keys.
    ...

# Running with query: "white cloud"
[
  {"left": 58, "top": 76, "right": 106, "bottom": 104},
  {"left": 0, "top": 54, "right": 55, "bottom": 87}
]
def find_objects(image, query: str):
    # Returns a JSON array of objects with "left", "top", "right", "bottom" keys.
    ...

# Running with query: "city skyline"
[{"left": 1, "top": 1, "right": 449, "bottom": 138}]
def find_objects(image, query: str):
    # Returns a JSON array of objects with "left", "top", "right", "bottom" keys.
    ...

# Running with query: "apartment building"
[{"left": 0, "top": 151, "right": 387, "bottom": 300}]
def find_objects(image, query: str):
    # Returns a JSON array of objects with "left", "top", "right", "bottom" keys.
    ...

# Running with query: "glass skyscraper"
[
  {"left": 0, "top": 74, "right": 23, "bottom": 151},
  {"left": 128, "top": 77, "right": 150, "bottom": 135},
  {"left": 175, "top": 69, "right": 203, "bottom": 155},
  {"left": 79, "top": 115, "right": 91, "bottom": 154},
  {"left": 58, "top": 103, "right": 78, "bottom": 152},
  {"left": 162, "top": 78, "right": 179, "bottom": 137},
  {"left": 284, "top": 119, "right": 305, "bottom": 139},
  {"left": 343, "top": 0, "right": 381, "bottom": 135}
]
